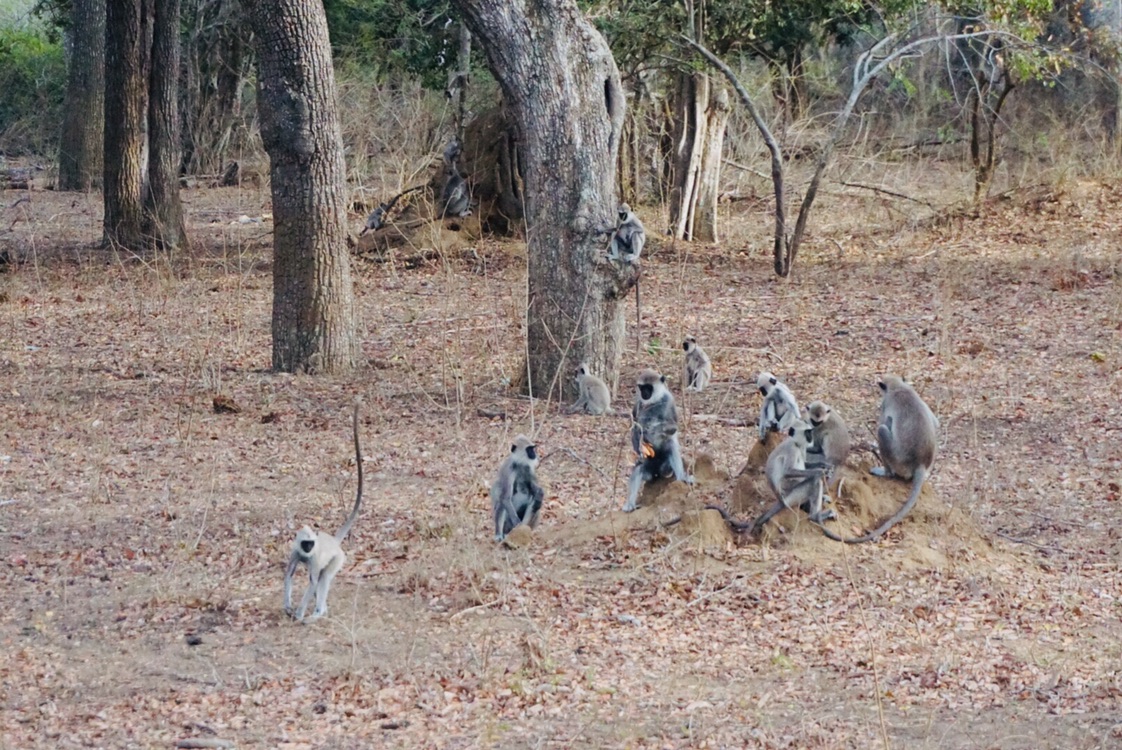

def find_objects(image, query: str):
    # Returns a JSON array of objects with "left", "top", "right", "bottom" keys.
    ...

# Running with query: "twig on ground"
[{"left": 449, "top": 599, "right": 501, "bottom": 621}]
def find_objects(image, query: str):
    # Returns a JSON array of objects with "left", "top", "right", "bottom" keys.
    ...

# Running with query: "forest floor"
[{"left": 0, "top": 177, "right": 1120, "bottom": 749}]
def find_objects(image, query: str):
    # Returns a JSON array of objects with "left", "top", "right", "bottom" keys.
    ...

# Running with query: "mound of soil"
[{"left": 719, "top": 442, "right": 987, "bottom": 562}]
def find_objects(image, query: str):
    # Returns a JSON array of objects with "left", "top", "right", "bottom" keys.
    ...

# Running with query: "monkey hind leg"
[
  {"left": 623, "top": 464, "right": 648, "bottom": 512},
  {"left": 751, "top": 499, "right": 787, "bottom": 533},
  {"left": 872, "top": 423, "right": 899, "bottom": 478},
  {"left": 666, "top": 437, "right": 694, "bottom": 485},
  {"left": 307, "top": 556, "right": 343, "bottom": 621}
]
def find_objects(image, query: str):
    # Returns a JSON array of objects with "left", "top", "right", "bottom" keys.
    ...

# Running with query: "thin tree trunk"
[
  {"left": 58, "top": 0, "right": 105, "bottom": 192},
  {"left": 248, "top": 0, "right": 357, "bottom": 374},
  {"left": 450, "top": 0, "right": 629, "bottom": 400},
  {"left": 693, "top": 86, "right": 729, "bottom": 243},
  {"left": 145, "top": 0, "right": 186, "bottom": 250},
  {"left": 103, "top": 0, "right": 148, "bottom": 249},
  {"left": 667, "top": 71, "right": 708, "bottom": 240}
]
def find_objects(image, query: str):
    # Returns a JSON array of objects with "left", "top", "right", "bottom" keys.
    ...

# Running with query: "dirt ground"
[{"left": 1, "top": 179, "right": 1120, "bottom": 749}]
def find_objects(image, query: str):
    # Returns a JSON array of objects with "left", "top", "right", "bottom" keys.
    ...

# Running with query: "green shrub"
[{"left": 0, "top": 26, "right": 66, "bottom": 155}]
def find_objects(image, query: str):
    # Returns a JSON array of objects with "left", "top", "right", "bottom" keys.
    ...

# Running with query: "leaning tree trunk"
[
  {"left": 103, "top": 0, "right": 148, "bottom": 249},
  {"left": 58, "top": 0, "right": 105, "bottom": 192},
  {"left": 145, "top": 0, "right": 186, "bottom": 250},
  {"left": 247, "top": 0, "right": 357, "bottom": 374},
  {"left": 450, "top": 0, "right": 629, "bottom": 401}
]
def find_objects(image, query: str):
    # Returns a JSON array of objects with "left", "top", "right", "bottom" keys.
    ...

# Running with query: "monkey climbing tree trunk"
[
  {"left": 145, "top": 0, "right": 187, "bottom": 251},
  {"left": 103, "top": 0, "right": 147, "bottom": 249},
  {"left": 247, "top": 0, "right": 357, "bottom": 374},
  {"left": 450, "top": 0, "right": 629, "bottom": 401},
  {"left": 58, "top": 0, "right": 105, "bottom": 192}
]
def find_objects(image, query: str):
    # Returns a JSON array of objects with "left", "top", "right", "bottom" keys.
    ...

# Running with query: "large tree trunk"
[
  {"left": 103, "top": 0, "right": 148, "bottom": 249},
  {"left": 58, "top": 0, "right": 105, "bottom": 192},
  {"left": 145, "top": 0, "right": 186, "bottom": 250},
  {"left": 248, "top": 0, "right": 357, "bottom": 374},
  {"left": 450, "top": 0, "right": 629, "bottom": 401}
]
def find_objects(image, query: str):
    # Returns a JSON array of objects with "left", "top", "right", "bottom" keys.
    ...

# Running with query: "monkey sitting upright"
[
  {"left": 491, "top": 435, "right": 545, "bottom": 542},
  {"left": 817, "top": 375, "right": 939, "bottom": 544},
  {"left": 623, "top": 368, "right": 693, "bottom": 512}
]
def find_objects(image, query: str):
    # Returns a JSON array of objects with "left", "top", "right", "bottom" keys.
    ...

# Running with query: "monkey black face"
[
  {"left": 788, "top": 426, "right": 796, "bottom": 437},
  {"left": 759, "top": 386, "right": 768, "bottom": 396},
  {"left": 878, "top": 380, "right": 887, "bottom": 392},
  {"left": 638, "top": 383, "right": 654, "bottom": 400},
  {"left": 300, "top": 539, "right": 315, "bottom": 554},
  {"left": 618, "top": 209, "right": 628, "bottom": 221},
  {"left": 525, "top": 445, "right": 537, "bottom": 461}
]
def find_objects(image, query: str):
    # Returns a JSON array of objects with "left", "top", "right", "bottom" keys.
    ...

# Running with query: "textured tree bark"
[
  {"left": 58, "top": 0, "right": 105, "bottom": 192},
  {"left": 666, "top": 72, "right": 724, "bottom": 242},
  {"left": 103, "top": 0, "right": 147, "bottom": 249},
  {"left": 449, "top": 0, "right": 630, "bottom": 401},
  {"left": 248, "top": 0, "right": 357, "bottom": 374},
  {"left": 145, "top": 0, "right": 187, "bottom": 250},
  {"left": 693, "top": 86, "right": 730, "bottom": 243},
  {"left": 667, "top": 71, "right": 707, "bottom": 240}
]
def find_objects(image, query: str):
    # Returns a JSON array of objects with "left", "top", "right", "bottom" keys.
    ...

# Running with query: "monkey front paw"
[
  {"left": 870, "top": 467, "right": 891, "bottom": 478},
  {"left": 621, "top": 502, "right": 637, "bottom": 513},
  {"left": 493, "top": 533, "right": 506, "bottom": 543}
]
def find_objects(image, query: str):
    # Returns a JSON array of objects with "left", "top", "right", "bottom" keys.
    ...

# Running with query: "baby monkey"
[{"left": 283, "top": 402, "right": 364, "bottom": 623}]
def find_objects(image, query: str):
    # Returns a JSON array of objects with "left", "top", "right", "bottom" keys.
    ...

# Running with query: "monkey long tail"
[
  {"left": 634, "top": 275, "right": 641, "bottom": 354},
  {"left": 816, "top": 468, "right": 927, "bottom": 544},
  {"left": 703, "top": 505, "right": 755, "bottom": 532},
  {"left": 335, "top": 403, "right": 365, "bottom": 542}
]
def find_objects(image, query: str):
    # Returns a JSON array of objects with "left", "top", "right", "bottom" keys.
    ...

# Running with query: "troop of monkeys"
[
  {"left": 282, "top": 357, "right": 939, "bottom": 623},
  {"left": 284, "top": 203, "right": 939, "bottom": 623}
]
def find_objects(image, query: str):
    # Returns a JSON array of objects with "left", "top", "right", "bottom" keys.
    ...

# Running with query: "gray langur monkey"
[
  {"left": 606, "top": 203, "right": 645, "bottom": 264},
  {"left": 818, "top": 376, "right": 939, "bottom": 544},
  {"left": 440, "top": 139, "right": 472, "bottom": 219},
  {"left": 804, "top": 400, "right": 851, "bottom": 472},
  {"left": 491, "top": 435, "right": 545, "bottom": 541},
  {"left": 682, "top": 337, "right": 712, "bottom": 392},
  {"left": 568, "top": 363, "right": 613, "bottom": 415},
  {"left": 623, "top": 368, "right": 694, "bottom": 512},
  {"left": 752, "top": 419, "right": 833, "bottom": 532},
  {"left": 757, "top": 372, "right": 801, "bottom": 442},
  {"left": 283, "top": 403, "right": 364, "bottom": 623}
]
